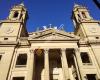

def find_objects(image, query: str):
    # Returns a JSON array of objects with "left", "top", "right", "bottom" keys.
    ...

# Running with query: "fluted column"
[
  {"left": 28, "top": 49, "right": 35, "bottom": 80},
  {"left": 61, "top": 48, "right": 70, "bottom": 80},
  {"left": 44, "top": 49, "right": 50, "bottom": 80}
]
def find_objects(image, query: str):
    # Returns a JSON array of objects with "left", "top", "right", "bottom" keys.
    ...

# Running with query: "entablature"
[{"left": 0, "top": 41, "right": 18, "bottom": 47}]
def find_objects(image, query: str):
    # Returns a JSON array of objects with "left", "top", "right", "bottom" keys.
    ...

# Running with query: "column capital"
[
  {"left": 74, "top": 48, "right": 80, "bottom": 53},
  {"left": 60, "top": 48, "right": 66, "bottom": 52},
  {"left": 30, "top": 49, "right": 35, "bottom": 53},
  {"left": 44, "top": 48, "right": 49, "bottom": 53}
]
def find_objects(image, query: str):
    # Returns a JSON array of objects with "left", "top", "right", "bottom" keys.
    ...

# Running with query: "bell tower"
[
  {"left": 72, "top": 4, "right": 100, "bottom": 41},
  {"left": 72, "top": 4, "right": 93, "bottom": 28},
  {"left": 0, "top": 3, "right": 28, "bottom": 42},
  {"left": 8, "top": 3, "right": 28, "bottom": 24}
]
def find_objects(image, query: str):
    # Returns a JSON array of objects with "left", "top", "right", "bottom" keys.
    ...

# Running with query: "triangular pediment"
[{"left": 29, "top": 28, "right": 79, "bottom": 40}]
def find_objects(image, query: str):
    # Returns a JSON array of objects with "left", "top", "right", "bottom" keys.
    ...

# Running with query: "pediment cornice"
[{"left": 29, "top": 28, "right": 80, "bottom": 41}]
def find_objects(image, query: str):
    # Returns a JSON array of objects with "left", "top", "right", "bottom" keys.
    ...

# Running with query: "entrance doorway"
[
  {"left": 34, "top": 49, "right": 44, "bottom": 80},
  {"left": 49, "top": 49, "right": 64, "bottom": 80}
]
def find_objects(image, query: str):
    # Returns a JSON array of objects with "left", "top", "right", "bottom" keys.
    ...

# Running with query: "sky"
[{"left": 0, "top": 0, "right": 100, "bottom": 32}]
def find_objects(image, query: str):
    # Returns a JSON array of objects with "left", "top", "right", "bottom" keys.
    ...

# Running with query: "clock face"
[{"left": 5, "top": 27, "right": 14, "bottom": 34}]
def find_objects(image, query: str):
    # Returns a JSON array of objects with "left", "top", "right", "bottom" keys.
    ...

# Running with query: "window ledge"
[
  {"left": 15, "top": 65, "right": 26, "bottom": 67},
  {"left": 83, "top": 63, "right": 92, "bottom": 65}
]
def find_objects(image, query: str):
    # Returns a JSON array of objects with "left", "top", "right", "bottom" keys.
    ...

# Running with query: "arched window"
[
  {"left": 78, "top": 14, "right": 81, "bottom": 18},
  {"left": 20, "top": 14, "right": 23, "bottom": 19},
  {"left": 77, "top": 14, "right": 81, "bottom": 21},
  {"left": 82, "top": 12, "right": 87, "bottom": 18},
  {"left": 13, "top": 11, "right": 19, "bottom": 18}
]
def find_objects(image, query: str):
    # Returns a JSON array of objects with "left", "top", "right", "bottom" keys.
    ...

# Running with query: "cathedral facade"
[{"left": 0, "top": 3, "right": 100, "bottom": 80}]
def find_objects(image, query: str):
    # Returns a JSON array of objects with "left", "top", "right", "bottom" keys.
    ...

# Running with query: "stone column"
[
  {"left": 44, "top": 49, "right": 50, "bottom": 80},
  {"left": 73, "top": 54, "right": 81, "bottom": 80},
  {"left": 74, "top": 48, "right": 84, "bottom": 80},
  {"left": 28, "top": 49, "right": 35, "bottom": 80},
  {"left": 61, "top": 48, "right": 70, "bottom": 80}
]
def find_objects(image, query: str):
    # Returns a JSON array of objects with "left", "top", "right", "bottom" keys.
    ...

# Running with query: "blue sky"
[{"left": 0, "top": 0, "right": 100, "bottom": 32}]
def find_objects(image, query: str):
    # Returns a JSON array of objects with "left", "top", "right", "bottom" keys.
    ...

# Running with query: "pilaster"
[
  {"left": 28, "top": 49, "right": 35, "bottom": 80},
  {"left": 73, "top": 53, "right": 81, "bottom": 80},
  {"left": 74, "top": 48, "right": 84, "bottom": 80}
]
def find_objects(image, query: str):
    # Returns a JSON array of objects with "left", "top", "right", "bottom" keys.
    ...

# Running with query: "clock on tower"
[
  {"left": 0, "top": 3, "right": 28, "bottom": 42},
  {"left": 72, "top": 4, "right": 100, "bottom": 41}
]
